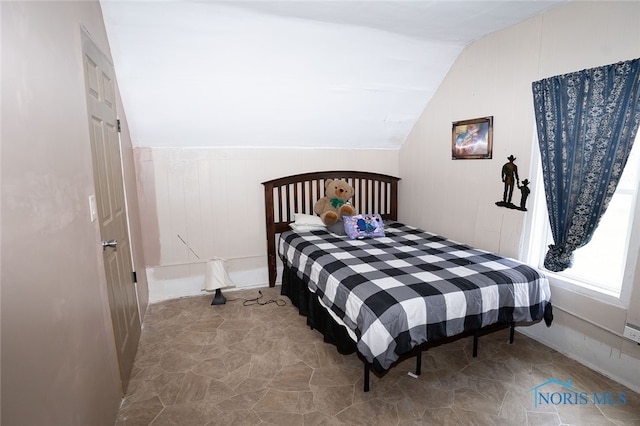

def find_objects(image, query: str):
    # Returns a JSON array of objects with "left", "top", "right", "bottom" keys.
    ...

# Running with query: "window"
[{"left": 526, "top": 133, "right": 640, "bottom": 304}]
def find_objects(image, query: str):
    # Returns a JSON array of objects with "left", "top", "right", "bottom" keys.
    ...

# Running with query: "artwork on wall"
[
  {"left": 452, "top": 116, "right": 493, "bottom": 159},
  {"left": 495, "top": 154, "right": 530, "bottom": 211}
]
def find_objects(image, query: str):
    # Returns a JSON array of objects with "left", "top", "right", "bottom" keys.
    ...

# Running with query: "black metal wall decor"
[{"left": 496, "top": 155, "right": 530, "bottom": 211}]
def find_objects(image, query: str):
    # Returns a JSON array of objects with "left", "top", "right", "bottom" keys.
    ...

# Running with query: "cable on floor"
[{"left": 227, "top": 290, "right": 287, "bottom": 307}]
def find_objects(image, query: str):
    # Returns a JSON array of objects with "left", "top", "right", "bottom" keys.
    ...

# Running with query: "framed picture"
[{"left": 452, "top": 116, "right": 493, "bottom": 159}]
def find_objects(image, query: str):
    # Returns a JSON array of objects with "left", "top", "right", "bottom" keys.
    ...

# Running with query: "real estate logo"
[{"left": 529, "top": 378, "right": 627, "bottom": 408}]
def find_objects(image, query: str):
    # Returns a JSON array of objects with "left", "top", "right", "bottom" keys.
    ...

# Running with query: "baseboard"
[
  {"left": 518, "top": 321, "right": 640, "bottom": 394},
  {"left": 147, "top": 260, "right": 278, "bottom": 304}
]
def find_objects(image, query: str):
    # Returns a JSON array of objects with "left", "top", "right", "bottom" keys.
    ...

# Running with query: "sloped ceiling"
[{"left": 100, "top": 1, "right": 565, "bottom": 149}]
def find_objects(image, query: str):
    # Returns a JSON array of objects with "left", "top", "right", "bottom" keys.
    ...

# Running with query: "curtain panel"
[{"left": 532, "top": 58, "right": 640, "bottom": 272}]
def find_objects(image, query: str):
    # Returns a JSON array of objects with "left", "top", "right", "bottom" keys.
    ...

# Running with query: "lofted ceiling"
[{"left": 100, "top": 0, "right": 566, "bottom": 149}]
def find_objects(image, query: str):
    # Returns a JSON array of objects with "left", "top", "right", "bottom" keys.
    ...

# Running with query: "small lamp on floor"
[{"left": 203, "top": 257, "right": 233, "bottom": 305}]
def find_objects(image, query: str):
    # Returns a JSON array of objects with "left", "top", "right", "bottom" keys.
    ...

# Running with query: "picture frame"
[{"left": 452, "top": 116, "right": 493, "bottom": 159}]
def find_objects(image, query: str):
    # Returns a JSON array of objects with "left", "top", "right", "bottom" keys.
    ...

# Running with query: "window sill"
[
  {"left": 545, "top": 271, "right": 627, "bottom": 309},
  {"left": 543, "top": 273, "right": 629, "bottom": 341}
]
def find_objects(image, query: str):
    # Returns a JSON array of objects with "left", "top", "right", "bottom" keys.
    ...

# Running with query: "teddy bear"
[{"left": 313, "top": 179, "right": 356, "bottom": 226}]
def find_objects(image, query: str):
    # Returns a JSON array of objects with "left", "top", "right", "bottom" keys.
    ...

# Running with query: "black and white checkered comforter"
[{"left": 279, "top": 221, "right": 552, "bottom": 372}]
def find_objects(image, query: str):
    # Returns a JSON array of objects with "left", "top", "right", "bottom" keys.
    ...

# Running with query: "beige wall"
[
  {"left": 1, "top": 1, "right": 147, "bottom": 424},
  {"left": 136, "top": 147, "right": 399, "bottom": 301},
  {"left": 400, "top": 1, "right": 640, "bottom": 390}
]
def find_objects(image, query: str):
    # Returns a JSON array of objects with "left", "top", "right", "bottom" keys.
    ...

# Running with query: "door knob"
[{"left": 102, "top": 239, "right": 118, "bottom": 250}]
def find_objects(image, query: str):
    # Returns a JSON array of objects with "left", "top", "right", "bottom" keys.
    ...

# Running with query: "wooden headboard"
[{"left": 262, "top": 171, "right": 401, "bottom": 287}]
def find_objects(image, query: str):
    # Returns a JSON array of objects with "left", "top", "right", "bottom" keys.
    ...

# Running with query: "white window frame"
[{"left": 522, "top": 132, "right": 640, "bottom": 309}]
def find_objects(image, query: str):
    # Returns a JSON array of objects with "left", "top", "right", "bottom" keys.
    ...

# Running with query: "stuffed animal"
[{"left": 313, "top": 179, "right": 356, "bottom": 226}]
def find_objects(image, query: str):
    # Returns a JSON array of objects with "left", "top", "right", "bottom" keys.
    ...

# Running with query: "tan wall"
[
  {"left": 400, "top": 0, "right": 640, "bottom": 388},
  {"left": 135, "top": 147, "right": 400, "bottom": 301},
  {"left": 1, "top": 1, "right": 146, "bottom": 424}
]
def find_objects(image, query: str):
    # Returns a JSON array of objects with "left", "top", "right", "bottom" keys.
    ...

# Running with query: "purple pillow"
[{"left": 343, "top": 214, "right": 385, "bottom": 239}]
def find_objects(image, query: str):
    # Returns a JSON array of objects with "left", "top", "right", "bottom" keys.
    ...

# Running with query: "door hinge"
[
  {"left": 117, "top": 119, "right": 121, "bottom": 133},
  {"left": 132, "top": 271, "right": 137, "bottom": 283}
]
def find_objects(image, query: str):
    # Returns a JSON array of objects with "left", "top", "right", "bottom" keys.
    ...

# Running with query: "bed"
[{"left": 262, "top": 171, "right": 552, "bottom": 391}]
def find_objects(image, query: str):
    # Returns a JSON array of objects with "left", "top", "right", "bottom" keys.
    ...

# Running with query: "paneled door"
[{"left": 81, "top": 29, "right": 140, "bottom": 392}]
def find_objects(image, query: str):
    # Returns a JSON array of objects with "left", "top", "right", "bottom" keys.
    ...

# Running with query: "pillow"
[
  {"left": 327, "top": 221, "right": 347, "bottom": 236},
  {"left": 289, "top": 223, "right": 326, "bottom": 232},
  {"left": 343, "top": 214, "right": 385, "bottom": 239},
  {"left": 289, "top": 213, "right": 327, "bottom": 232},
  {"left": 293, "top": 213, "right": 326, "bottom": 227}
]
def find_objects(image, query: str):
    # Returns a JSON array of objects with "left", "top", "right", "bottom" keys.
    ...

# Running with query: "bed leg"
[
  {"left": 509, "top": 323, "right": 515, "bottom": 344},
  {"left": 473, "top": 333, "right": 479, "bottom": 358},
  {"left": 415, "top": 351, "right": 422, "bottom": 376},
  {"left": 364, "top": 364, "right": 370, "bottom": 392}
]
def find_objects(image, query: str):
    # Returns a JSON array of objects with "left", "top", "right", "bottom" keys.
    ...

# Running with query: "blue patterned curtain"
[{"left": 532, "top": 59, "right": 640, "bottom": 272}]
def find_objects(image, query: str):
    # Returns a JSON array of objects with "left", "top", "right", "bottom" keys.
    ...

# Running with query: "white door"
[{"left": 82, "top": 29, "right": 140, "bottom": 392}]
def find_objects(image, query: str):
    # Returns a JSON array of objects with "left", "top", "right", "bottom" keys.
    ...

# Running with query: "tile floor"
[{"left": 116, "top": 286, "right": 640, "bottom": 425}]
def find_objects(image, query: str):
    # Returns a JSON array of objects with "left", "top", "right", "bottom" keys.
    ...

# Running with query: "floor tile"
[{"left": 116, "top": 287, "right": 640, "bottom": 425}]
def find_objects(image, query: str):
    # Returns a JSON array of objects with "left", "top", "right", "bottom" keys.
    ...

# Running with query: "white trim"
[
  {"left": 146, "top": 258, "right": 272, "bottom": 303},
  {"left": 545, "top": 273, "right": 627, "bottom": 309}
]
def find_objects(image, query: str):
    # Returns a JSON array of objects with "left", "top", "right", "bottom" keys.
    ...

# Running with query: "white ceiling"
[{"left": 100, "top": 0, "right": 566, "bottom": 149}]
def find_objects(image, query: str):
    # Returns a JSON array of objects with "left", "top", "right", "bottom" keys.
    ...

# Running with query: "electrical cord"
[{"left": 227, "top": 290, "right": 287, "bottom": 307}]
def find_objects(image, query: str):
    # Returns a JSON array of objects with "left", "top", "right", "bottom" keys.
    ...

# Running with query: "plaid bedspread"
[{"left": 279, "top": 221, "right": 552, "bottom": 372}]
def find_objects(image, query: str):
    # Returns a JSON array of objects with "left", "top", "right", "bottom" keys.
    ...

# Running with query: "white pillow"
[
  {"left": 289, "top": 223, "right": 326, "bottom": 232},
  {"left": 293, "top": 213, "right": 326, "bottom": 227}
]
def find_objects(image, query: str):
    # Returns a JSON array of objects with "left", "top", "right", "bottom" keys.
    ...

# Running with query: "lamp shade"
[{"left": 203, "top": 257, "right": 233, "bottom": 291}]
